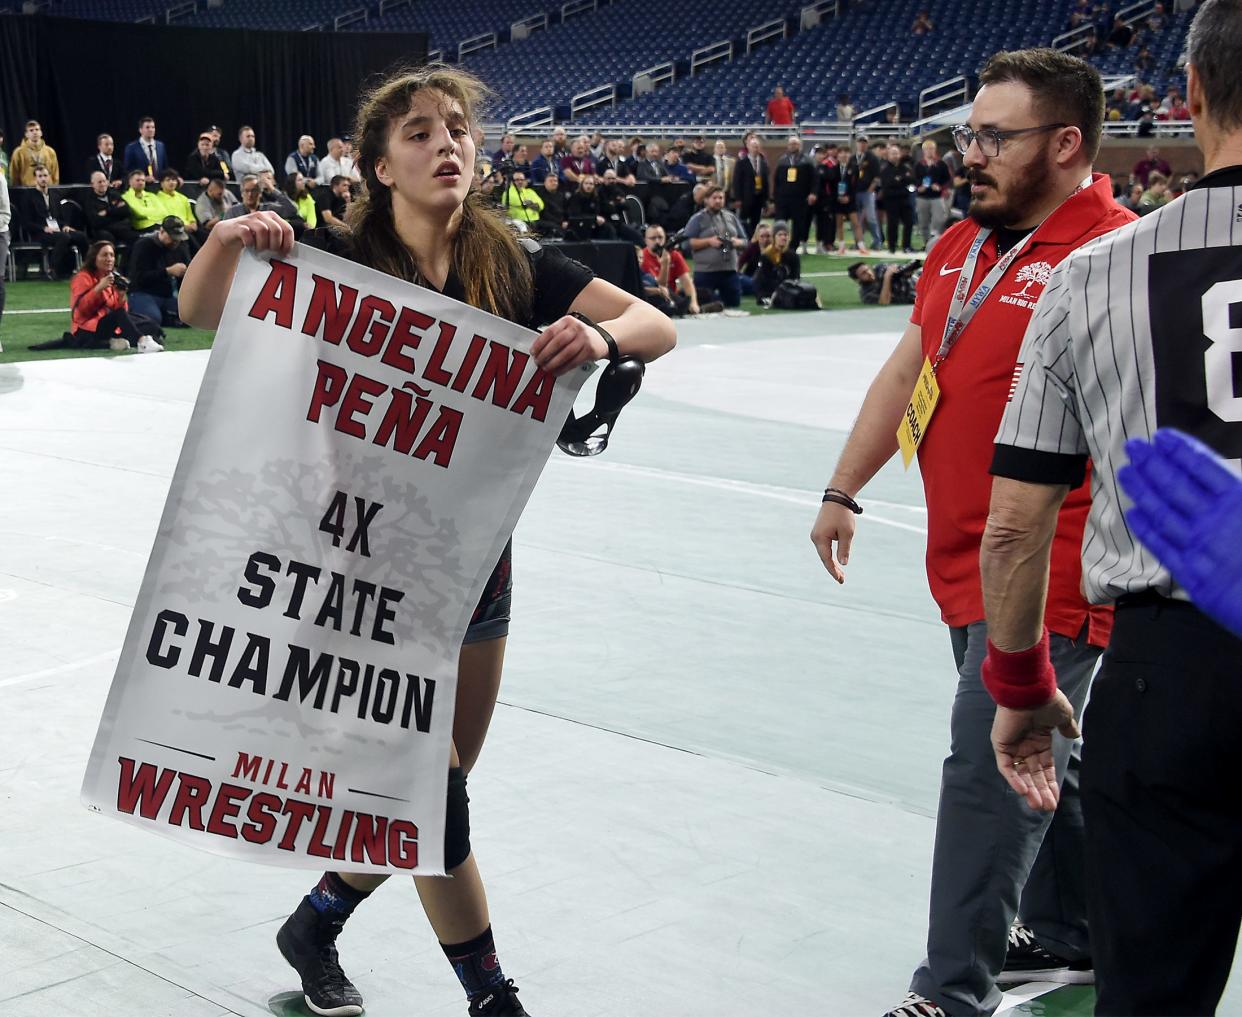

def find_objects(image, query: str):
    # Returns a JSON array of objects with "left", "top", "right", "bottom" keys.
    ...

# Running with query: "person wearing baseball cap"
[{"left": 126, "top": 215, "right": 190, "bottom": 328}]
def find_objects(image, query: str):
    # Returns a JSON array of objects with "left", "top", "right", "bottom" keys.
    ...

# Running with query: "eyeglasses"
[{"left": 951, "top": 123, "right": 1068, "bottom": 158}]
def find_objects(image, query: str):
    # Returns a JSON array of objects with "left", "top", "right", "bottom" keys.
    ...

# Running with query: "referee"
[{"left": 977, "top": 2, "right": 1242, "bottom": 1012}]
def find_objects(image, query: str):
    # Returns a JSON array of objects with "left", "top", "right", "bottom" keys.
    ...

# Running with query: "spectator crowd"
[{"left": 0, "top": 70, "right": 1197, "bottom": 343}]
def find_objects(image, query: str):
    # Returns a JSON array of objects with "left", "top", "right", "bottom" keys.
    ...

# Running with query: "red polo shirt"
[
  {"left": 910, "top": 173, "right": 1133, "bottom": 645},
  {"left": 767, "top": 96, "right": 796, "bottom": 125}
]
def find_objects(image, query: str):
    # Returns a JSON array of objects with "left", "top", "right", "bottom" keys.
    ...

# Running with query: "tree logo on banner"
[{"left": 1013, "top": 261, "right": 1053, "bottom": 298}]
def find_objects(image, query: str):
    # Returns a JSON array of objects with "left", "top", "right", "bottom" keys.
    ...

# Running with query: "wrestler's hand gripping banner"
[{"left": 81, "top": 245, "right": 587, "bottom": 874}]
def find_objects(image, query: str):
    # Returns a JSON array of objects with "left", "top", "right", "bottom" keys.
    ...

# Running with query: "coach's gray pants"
[
  {"left": 917, "top": 196, "right": 948, "bottom": 250},
  {"left": 909, "top": 621, "right": 1097, "bottom": 1017}
]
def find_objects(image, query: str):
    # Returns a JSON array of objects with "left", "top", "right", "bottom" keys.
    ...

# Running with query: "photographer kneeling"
[
  {"left": 683, "top": 184, "right": 747, "bottom": 308},
  {"left": 639, "top": 223, "right": 722, "bottom": 317},
  {"left": 33, "top": 240, "right": 163, "bottom": 352},
  {"left": 847, "top": 259, "right": 920, "bottom": 306}
]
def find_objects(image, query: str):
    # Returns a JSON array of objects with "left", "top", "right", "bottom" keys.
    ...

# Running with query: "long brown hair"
[{"left": 343, "top": 64, "right": 533, "bottom": 322}]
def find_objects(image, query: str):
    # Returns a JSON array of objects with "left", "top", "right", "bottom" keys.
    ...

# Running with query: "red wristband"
[{"left": 981, "top": 629, "right": 1057, "bottom": 709}]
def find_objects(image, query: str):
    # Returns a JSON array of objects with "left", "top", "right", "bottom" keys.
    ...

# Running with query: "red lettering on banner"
[
  {"left": 268, "top": 262, "right": 558, "bottom": 446},
  {"left": 116, "top": 757, "right": 177, "bottom": 819},
  {"left": 450, "top": 335, "right": 488, "bottom": 393},
  {"left": 302, "top": 274, "right": 359, "bottom": 345},
  {"left": 248, "top": 259, "right": 297, "bottom": 329},
  {"left": 422, "top": 321, "right": 457, "bottom": 386},
  {"left": 346, "top": 296, "right": 397, "bottom": 358},
  {"left": 510, "top": 369, "right": 554, "bottom": 423},
  {"left": 373, "top": 383, "right": 434, "bottom": 455},
  {"left": 111, "top": 760, "right": 421, "bottom": 869},
  {"left": 381, "top": 306, "right": 435, "bottom": 373},
  {"left": 168, "top": 772, "right": 213, "bottom": 831},
  {"left": 472, "top": 342, "right": 530, "bottom": 408},
  {"left": 412, "top": 407, "right": 463, "bottom": 468},
  {"left": 388, "top": 820, "right": 420, "bottom": 868},
  {"left": 336, "top": 374, "right": 389, "bottom": 439},
  {"left": 332, "top": 810, "right": 356, "bottom": 861},
  {"left": 279, "top": 799, "right": 317, "bottom": 851},
  {"left": 307, "top": 805, "right": 336, "bottom": 858},
  {"left": 242, "top": 793, "right": 281, "bottom": 844},
  {"left": 232, "top": 752, "right": 261, "bottom": 782},
  {"left": 307, "top": 360, "right": 348, "bottom": 423},
  {"left": 351, "top": 813, "right": 388, "bottom": 865}
]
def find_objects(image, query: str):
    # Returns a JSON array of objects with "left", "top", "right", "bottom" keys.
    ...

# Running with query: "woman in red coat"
[{"left": 70, "top": 241, "right": 162, "bottom": 352}]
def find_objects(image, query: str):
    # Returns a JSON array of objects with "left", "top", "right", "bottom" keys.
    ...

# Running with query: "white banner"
[{"left": 81, "top": 244, "right": 587, "bottom": 874}]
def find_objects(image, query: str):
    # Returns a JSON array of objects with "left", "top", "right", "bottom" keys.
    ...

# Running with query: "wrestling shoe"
[
  {"left": 882, "top": 992, "right": 947, "bottom": 1016},
  {"left": 469, "top": 979, "right": 529, "bottom": 1016},
  {"left": 276, "top": 897, "right": 365, "bottom": 1016},
  {"left": 998, "top": 920, "right": 1094, "bottom": 985}
]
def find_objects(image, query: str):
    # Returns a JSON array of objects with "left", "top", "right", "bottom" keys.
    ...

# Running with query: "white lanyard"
[{"left": 934, "top": 174, "right": 1092, "bottom": 370}]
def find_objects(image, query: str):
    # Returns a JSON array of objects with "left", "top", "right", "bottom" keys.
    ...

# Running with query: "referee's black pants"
[{"left": 1081, "top": 594, "right": 1242, "bottom": 1016}]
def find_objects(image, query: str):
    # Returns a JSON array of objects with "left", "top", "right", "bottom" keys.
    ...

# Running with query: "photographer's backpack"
[{"left": 772, "top": 280, "right": 820, "bottom": 310}]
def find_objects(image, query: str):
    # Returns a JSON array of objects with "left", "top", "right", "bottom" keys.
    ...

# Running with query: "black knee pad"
[{"left": 444, "top": 765, "right": 471, "bottom": 870}]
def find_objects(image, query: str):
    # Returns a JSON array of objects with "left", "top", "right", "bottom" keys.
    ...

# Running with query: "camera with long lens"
[
  {"left": 654, "top": 228, "right": 687, "bottom": 255},
  {"left": 895, "top": 260, "right": 922, "bottom": 278},
  {"left": 111, "top": 273, "right": 131, "bottom": 291}
]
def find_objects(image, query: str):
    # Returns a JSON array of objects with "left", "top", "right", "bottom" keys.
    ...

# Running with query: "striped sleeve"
[{"left": 991, "top": 260, "right": 1089, "bottom": 487}]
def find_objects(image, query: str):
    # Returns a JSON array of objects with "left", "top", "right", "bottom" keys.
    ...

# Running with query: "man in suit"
[
  {"left": 85, "top": 134, "right": 125, "bottom": 188},
  {"left": 710, "top": 139, "right": 736, "bottom": 196},
  {"left": 123, "top": 117, "right": 167, "bottom": 183},
  {"left": 80, "top": 169, "right": 137, "bottom": 246},
  {"left": 636, "top": 143, "right": 671, "bottom": 183},
  {"left": 17, "top": 164, "right": 87, "bottom": 278},
  {"left": 732, "top": 135, "right": 770, "bottom": 237}
]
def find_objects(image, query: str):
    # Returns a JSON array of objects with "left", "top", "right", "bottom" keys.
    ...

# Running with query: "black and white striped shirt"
[{"left": 991, "top": 164, "right": 1242, "bottom": 603}]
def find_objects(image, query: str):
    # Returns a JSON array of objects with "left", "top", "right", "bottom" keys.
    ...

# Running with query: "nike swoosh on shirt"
[{"left": 939, "top": 264, "right": 962, "bottom": 276}]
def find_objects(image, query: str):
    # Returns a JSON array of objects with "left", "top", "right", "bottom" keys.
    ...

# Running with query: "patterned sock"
[
  {"left": 441, "top": 925, "right": 506, "bottom": 999},
  {"left": 307, "top": 871, "right": 371, "bottom": 918}
]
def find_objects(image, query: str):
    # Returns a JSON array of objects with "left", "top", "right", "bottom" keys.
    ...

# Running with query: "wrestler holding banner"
[{"left": 87, "top": 65, "right": 675, "bottom": 1017}]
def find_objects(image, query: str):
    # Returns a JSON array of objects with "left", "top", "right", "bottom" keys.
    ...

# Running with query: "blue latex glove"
[{"left": 1118, "top": 428, "right": 1242, "bottom": 639}]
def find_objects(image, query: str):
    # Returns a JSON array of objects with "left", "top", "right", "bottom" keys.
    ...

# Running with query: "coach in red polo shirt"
[
  {"left": 810, "top": 50, "right": 1134, "bottom": 1017},
  {"left": 766, "top": 85, "right": 797, "bottom": 126}
]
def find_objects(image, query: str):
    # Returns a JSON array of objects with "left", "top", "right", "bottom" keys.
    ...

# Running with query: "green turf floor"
[
  {"left": 0, "top": 253, "right": 881, "bottom": 365},
  {"left": 1008, "top": 986, "right": 1096, "bottom": 1015}
]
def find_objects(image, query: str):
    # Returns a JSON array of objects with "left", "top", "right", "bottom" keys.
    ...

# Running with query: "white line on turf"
[
  {"left": 553, "top": 458, "right": 927, "bottom": 533},
  {"left": 0, "top": 648, "right": 120, "bottom": 689},
  {"left": 6, "top": 307, "right": 72, "bottom": 315}
]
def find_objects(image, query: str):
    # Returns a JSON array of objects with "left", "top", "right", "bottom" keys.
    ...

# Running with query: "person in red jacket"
[{"left": 69, "top": 241, "right": 162, "bottom": 352}]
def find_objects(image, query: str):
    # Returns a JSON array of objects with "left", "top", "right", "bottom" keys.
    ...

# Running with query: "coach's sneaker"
[
  {"left": 468, "top": 979, "right": 529, "bottom": 1016},
  {"left": 135, "top": 334, "right": 164, "bottom": 353},
  {"left": 882, "top": 992, "right": 948, "bottom": 1017},
  {"left": 276, "top": 897, "right": 365, "bottom": 1016},
  {"left": 998, "top": 919, "right": 1094, "bottom": 985}
]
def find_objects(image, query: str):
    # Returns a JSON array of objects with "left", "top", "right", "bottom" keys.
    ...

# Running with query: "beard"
[{"left": 968, "top": 151, "right": 1055, "bottom": 229}]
